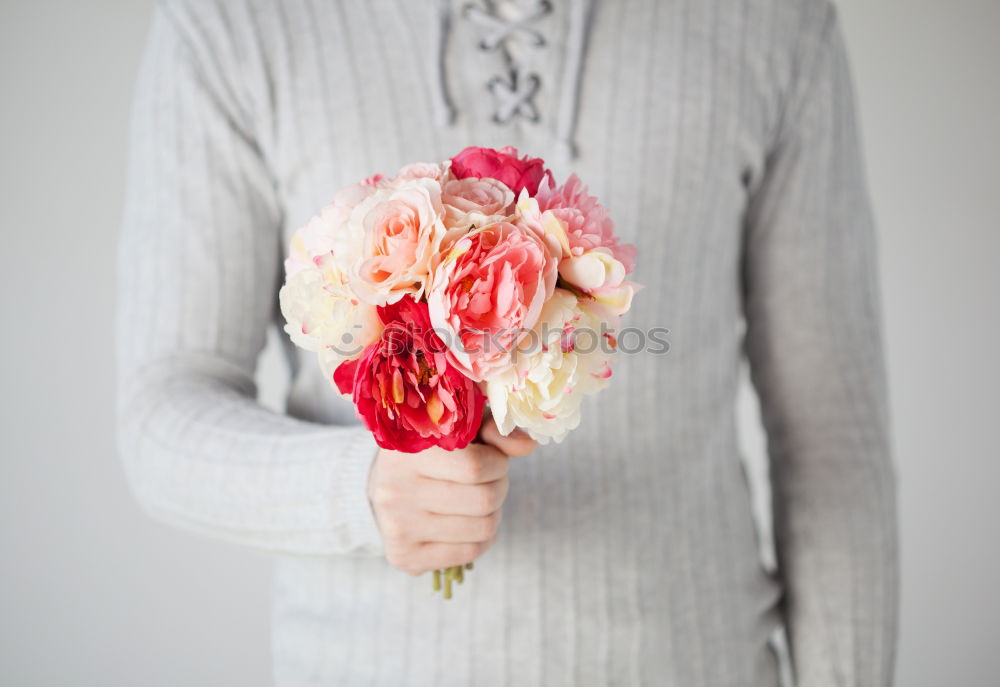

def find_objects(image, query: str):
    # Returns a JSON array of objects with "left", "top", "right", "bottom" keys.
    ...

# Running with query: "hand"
[{"left": 368, "top": 416, "right": 536, "bottom": 575}]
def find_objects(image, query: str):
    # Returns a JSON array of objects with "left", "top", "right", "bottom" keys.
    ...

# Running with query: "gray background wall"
[{"left": 1, "top": 1, "right": 997, "bottom": 684}]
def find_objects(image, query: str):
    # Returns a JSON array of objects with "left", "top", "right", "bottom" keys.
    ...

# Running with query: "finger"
[
  {"left": 479, "top": 415, "right": 537, "bottom": 458},
  {"left": 414, "top": 539, "right": 495, "bottom": 572},
  {"left": 416, "top": 475, "right": 509, "bottom": 516},
  {"left": 413, "top": 510, "right": 502, "bottom": 544},
  {"left": 416, "top": 442, "right": 508, "bottom": 484}
]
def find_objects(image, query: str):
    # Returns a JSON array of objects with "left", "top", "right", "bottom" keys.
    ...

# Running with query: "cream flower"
[
  {"left": 278, "top": 263, "right": 381, "bottom": 370},
  {"left": 285, "top": 182, "right": 375, "bottom": 278},
  {"left": 511, "top": 193, "right": 571, "bottom": 260},
  {"left": 485, "top": 288, "right": 614, "bottom": 444},
  {"left": 281, "top": 185, "right": 383, "bottom": 370},
  {"left": 558, "top": 247, "right": 636, "bottom": 318}
]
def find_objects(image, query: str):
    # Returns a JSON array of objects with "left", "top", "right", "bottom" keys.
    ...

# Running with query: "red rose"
[
  {"left": 334, "top": 296, "right": 485, "bottom": 452},
  {"left": 449, "top": 146, "right": 553, "bottom": 197}
]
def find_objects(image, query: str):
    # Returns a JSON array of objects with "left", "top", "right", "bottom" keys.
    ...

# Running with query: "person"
[{"left": 116, "top": 0, "right": 898, "bottom": 685}]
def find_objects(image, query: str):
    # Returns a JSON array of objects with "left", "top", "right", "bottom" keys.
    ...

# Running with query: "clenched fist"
[{"left": 367, "top": 416, "right": 536, "bottom": 575}]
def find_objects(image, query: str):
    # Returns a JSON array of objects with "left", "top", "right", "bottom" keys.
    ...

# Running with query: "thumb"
[{"left": 479, "top": 414, "right": 536, "bottom": 457}]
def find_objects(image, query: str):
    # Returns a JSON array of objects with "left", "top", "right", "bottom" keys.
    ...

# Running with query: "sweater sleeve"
[
  {"left": 115, "top": 4, "right": 384, "bottom": 557},
  {"left": 742, "top": 5, "right": 899, "bottom": 685}
]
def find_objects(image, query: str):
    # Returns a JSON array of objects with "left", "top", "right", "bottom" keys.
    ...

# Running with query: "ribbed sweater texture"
[{"left": 116, "top": 1, "right": 898, "bottom": 685}]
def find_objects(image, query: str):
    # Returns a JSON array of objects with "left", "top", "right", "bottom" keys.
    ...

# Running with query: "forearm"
[
  {"left": 767, "top": 421, "right": 898, "bottom": 685},
  {"left": 750, "top": 297, "right": 899, "bottom": 685},
  {"left": 116, "top": 5, "right": 382, "bottom": 557},
  {"left": 117, "top": 351, "right": 383, "bottom": 556}
]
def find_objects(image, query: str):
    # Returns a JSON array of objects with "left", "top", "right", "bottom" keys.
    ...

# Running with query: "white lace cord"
[
  {"left": 463, "top": 1, "right": 550, "bottom": 50},
  {"left": 488, "top": 70, "right": 542, "bottom": 123},
  {"left": 554, "top": 0, "right": 594, "bottom": 161},
  {"left": 462, "top": 0, "right": 551, "bottom": 125},
  {"left": 434, "top": 0, "right": 458, "bottom": 126},
  {"left": 436, "top": 0, "right": 593, "bottom": 159}
]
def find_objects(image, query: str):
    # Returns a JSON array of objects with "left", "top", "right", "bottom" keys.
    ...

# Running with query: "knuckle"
[
  {"left": 496, "top": 458, "right": 510, "bottom": 478},
  {"left": 378, "top": 517, "right": 406, "bottom": 543},
  {"left": 479, "top": 443, "right": 503, "bottom": 461},
  {"left": 476, "top": 485, "right": 499, "bottom": 514},
  {"left": 459, "top": 543, "right": 480, "bottom": 564},
  {"left": 386, "top": 545, "right": 425, "bottom": 576},
  {"left": 473, "top": 539, "right": 493, "bottom": 559},
  {"left": 371, "top": 483, "right": 400, "bottom": 507},
  {"left": 479, "top": 532, "right": 498, "bottom": 554},
  {"left": 384, "top": 546, "right": 409, "bottom": 570},
  {"left": 479, "top": 511, "right": 500, "bottom": 540},
  {"left": 463, "top": 456, "right": 486, "bottom": 483}
]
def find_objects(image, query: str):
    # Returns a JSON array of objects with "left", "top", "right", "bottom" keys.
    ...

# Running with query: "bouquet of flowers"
[{"left": 280, "top": 146, "right": 637, "bottom": 596}]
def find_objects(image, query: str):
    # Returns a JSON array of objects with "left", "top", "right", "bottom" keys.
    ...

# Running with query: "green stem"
[
  {"left": 444, "top": 567, "right": 453, "bottom": 599},
  {"left": 432, "top": 564, "right": 474, "bottom": 598}
]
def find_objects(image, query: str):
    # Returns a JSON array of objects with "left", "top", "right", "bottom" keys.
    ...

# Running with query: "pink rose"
[
  {"left": 428, "top": 221, "right": 557, "bottom": 381},
  {"left": 449, "top": 146, "right": 553, "bottom": 198},
  {"left": 338, "top": 178, "right": 448, "bottom": 306},
  {"left": 333, "top": 297, "right": 485, "bottom": 452},
  {"left": 440, "top": 176, "right": 515, "bottom": 229},
  {"left": 536, "top": 174, "right": 636, "bottom": 273},
  {"left": 392, "top": 161, "right": 448, "bottom": 183}
]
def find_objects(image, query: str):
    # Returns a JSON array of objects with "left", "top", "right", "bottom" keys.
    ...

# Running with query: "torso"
[{"left": 207, "top": 0, "right": 803, "bottom": 683}]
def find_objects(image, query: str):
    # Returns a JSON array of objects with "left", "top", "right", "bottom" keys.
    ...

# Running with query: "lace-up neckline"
[
  {"left": 463, "top": 1, "right": 551, "bottom": 124},
  {"left": 434, "top": 0, "right": 596, "bottom": 160}
]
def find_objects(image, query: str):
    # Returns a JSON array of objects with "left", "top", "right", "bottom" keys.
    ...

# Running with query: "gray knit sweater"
[{"left": 116, "top": 1, "right": 898, "bottom": 685}]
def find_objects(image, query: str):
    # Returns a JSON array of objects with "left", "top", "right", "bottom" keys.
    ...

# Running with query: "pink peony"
[
  {"left": 428, "top": 221, "right": 557, "bottom": 381},
  {"left": 450, "top": 146, "right": 553, "bottom": 198},
  {"left": 536, "top": 174, "right": 636, "bottom": 273},
  {"left": 333, "top": 297, "right": 485, "bottom": 452}
]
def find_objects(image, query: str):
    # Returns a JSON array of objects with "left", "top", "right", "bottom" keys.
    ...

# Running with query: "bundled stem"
[{"left": 433, "top": 562, "right": 474, "bottom": 599}]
